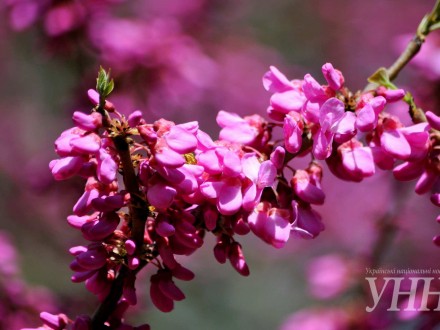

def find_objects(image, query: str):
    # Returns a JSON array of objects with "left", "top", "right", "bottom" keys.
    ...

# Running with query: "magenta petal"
[
  {"left": 283, "top": 112, "right": 303, "bottom": 154},
  {"left": 271, "top": 90, "right": 306, "bottom": 112},
  {"left": 71, "top": 270, "right": 95, "bottom": 283},
  {"left": 200, "top": 180, "right": 224, "bottom": 199},
  {"left": 124, "top": 240, "right": 136, "bottom": 256},
  {"left": 216, "top": 110, "right": 244, "bottom": 127},
  {"left": 228, "top": 242, "right": 250, "bottom": 276},
  {"left": 262, "top": 66, "right": 293, "bottom": 93},
  {"left": 197, "top": 149, "right": 222, "bottom": 174},
  {"left": 150, "top": 279, "right": 174, "bottom": 313},
  {"left": 73, "top": 111, "right": 102, "bottom": 131},
  {"left": 313, "top": 130, "right": 333, "bottom": 160},
  {"left": 242, "top": 182, "right": 259, "bottom": 211},
  {"left": 293, "top": 170, "right": 325, "bottom": 205},
  {"left": 127, "top": 110, "right": 143, "bottom": 127},
  {"left": 147, "top": 183, "right": 176, "bottom": 209},
  {"left": 214, "top": 240, "right": 229, "bottom": 264},
  {"left": 222, "top": 150, "right": 242, "bottom": 177},
  {"left": 73, "top": 188, "right": 99, "bottom": 216},
  {"left": 166, "top": 126, "right": 197, "bottom": 153},
  {"left": 426, "top": 111, "right": 440, "bottom": 130},
  {"left": 322, "top": 63, "right": 344, "bottom": 90},
  {"left": 356, "top": 103, "right": 376, "bottom": 132},
  {"left": 70, "top": 133, "right": 101, "bottom": 154},
  {"left": 50, "top": 156, "right": 84, "bottom": 180},
  {"left": 85, "top": 270, "right": 108, "bottom": 295},
  {"left": 303, "top": 74, "right": 327, "bottom": 103},
  {"left": 218, "top": 180, "right": 243, "bottom": 215},
  {"left": 171, "top": 264, "right": 195, "bottom": 281},
  {"left": 97, "top": 149, "right": 118, "bottom": 184},
  {"left": 156, "top": 221, "right": 176, "bottom": 237},
  {"left": 334, "top": 112, "right": 356, "bottom": 143},
  {"left": 380, "top": 130, "right": 411, "bottom": 159},
  {"left": 393, "top": 161, "right": 425, "bottom": 181},
  {"left": 69, "top": 246, "right": 88, "bottom": 256},
  {"left": 76, "top": 249, "right": 107, "bottom": 270},
  {"left": 91, "top": 194, "right": 125, "bottom": 212},
  {"left": 370, "top": 96, "right": 386, "bottom": 114},
  {"left": 291, "top": 205, "right": 324, "bottom": 239},
  {"left": 415, "top": 170, "right": 437, "bottom": 194},
  {"left": 40, "top": 312, "right": 67, "bottom": 329},
  {"left": 248, "top": 204, "right": 291, "bottom": 248},
  {"left": 82, "top": 212, "right": 120, "bottom": 241},
  {"left": 270, "top": 146, "right": 285, "bottom": 170},
  {"left": 257, "top": 160, "right": 277, "bottom": 189},
  {"left": 155, "top": 148, "right": 185, "bottom": 168},
  {"left": 158, "top": 279, "right": 185, "bottom": 301},
  {"left": 320, "top": 98, "right": 345, "bottom": 129},
  {"left": 219, "top": 123, "right": 256, "bottom": 145},
  {"left": 341, "top": 146, "right": 375, "bottom": 179},
  {"left": 158, "top": 242, "right": 178, "bottom": 269},
  {"left": 377, "top": 87, "right": 405, "bottom": 102},
  {"left": 370, "top": 144, "right": 395, "bottom": 170},
  {"left": 431, "top": 194, "right": 440, "bottom": 207}
]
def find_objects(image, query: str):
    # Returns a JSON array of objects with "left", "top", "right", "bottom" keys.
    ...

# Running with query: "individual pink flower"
[
  {"left": 312, "top": 97, "right": 349, "bottom": 159},
  {"left": 263, "top": 66, "right": 307, "bottom": 121},
  {"left": 327, "top": 139, "right": 375, "bottom": 182},
  {"left": 228, "top": 241, "right": 249, "bottom": 276},
  {"left": 292, "top": 169, "right": 325, "bottom": 205},
  {"left": 248, "top": 202, "right": 291, "bottom": 248},
  {"left": 150, "top": 269, "right": 185, "bottom": 313},
  {"left": 378, "top": 117, "right": 430, "bottom": 161},
  {"left": 217, "top": 110, "right": 268, "bottom": 147},
  {"left": 283, "top": 111, "right": 304, "bottom": 154},
  {"left": 291, "top": 201, "right": 324, "bottom": 239},
  {"left": 355, "top": 95, "right": 386, "bottom": 132}
]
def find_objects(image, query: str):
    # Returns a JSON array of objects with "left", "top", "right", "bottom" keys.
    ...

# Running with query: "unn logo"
[{"left": 365, "top": 277, "right": 440, "bottom": 312}]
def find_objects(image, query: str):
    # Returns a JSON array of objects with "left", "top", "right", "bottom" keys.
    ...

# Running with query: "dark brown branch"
[{"left": 91, "top": 107, "right": 150, "bottom": 327}]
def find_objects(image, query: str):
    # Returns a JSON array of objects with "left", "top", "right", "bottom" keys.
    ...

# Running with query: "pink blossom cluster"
[
  {"left": 264, "top": 63, "right": 439, "bottom": 236},
  {"left": 34, "top": 61, "right": 440, "bottom": 328}
]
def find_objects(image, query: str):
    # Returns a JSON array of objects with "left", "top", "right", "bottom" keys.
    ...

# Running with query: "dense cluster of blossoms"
[{"left": 32, "top": 60, "right": 439, "bottom": 329}]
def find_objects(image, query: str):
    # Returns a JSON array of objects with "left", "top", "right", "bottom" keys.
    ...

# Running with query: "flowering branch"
[
  {"left": 91, "top": 69, "right": 152, "bottom": 327},
  {"left": 37, "top": 3, "right": 440, "bottom": 329}
]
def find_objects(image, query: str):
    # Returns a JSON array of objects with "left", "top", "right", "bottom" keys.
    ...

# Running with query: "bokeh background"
[{"left": 0, "top": 0, "right": 439, "bottom": 329}]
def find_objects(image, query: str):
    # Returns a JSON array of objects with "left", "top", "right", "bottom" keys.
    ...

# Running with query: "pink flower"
[
  {"left": 379, "top": 117, "right": 430, "bottom": 161},
  {"left": 283, "top": 111, "right": 304, "bottom": 153},
  {"left": 263, "top": 66, "right": 307, "bottom": 121},
  {"left": 322, "top": 62, "right": 344, "bottom": 90},
  {"left": 248, "top": 202, "right": 291, "bottom": 248},
  {"left": 327, "top": 139, "right": 375, "bottom": 182},
  {"left": 72, "top": 111, "right": 102, "bottom": 132},
  {"left": 312, "top": 97, "right": 348, "bottom": 159},
  {"left": 217, "top": 111, "right": 267, "bottom": 146},
  {"left": 292, "top": 169, "right": 325, "bottom": 205},
  {"left": 291, "top": 201, "right": 324, "bottom": 239},
  {"left": 355, "top": 96, "right": 386, "bottom": 132},
  {"left": 150, "top": 269, "right": 185, "bottom": 313},
  {"left": 228, "top": 242, "right": 249, "bottom": 276}
]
